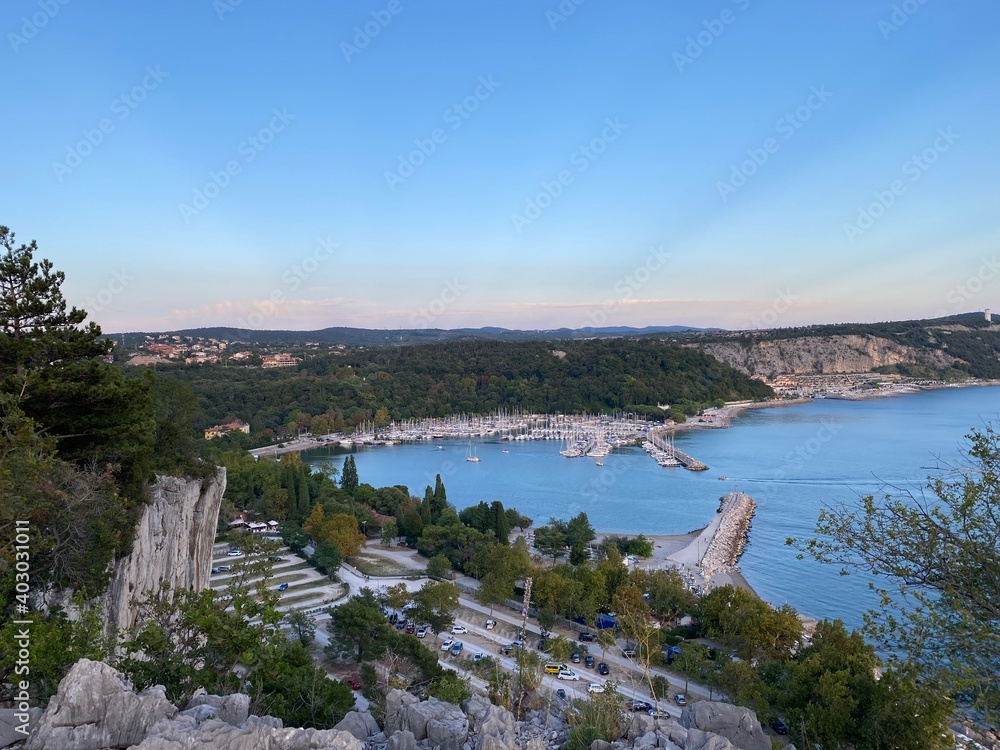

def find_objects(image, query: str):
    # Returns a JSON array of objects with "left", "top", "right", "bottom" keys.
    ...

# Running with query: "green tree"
[
  {"left": 380, "top": 519, "right": 398, "bottom": 546},
  {"left": 427, "top": 554, "right": 452, "bottom": 579},
  {"left": 326, "top": 587, "right": 388, "bottom": 660},
  {"left": 533, "top": 521, "right": 568, "bottom": 561},
  {"left": 567, "top": 512, "right": 595, "bottom": 565},
  {"left": 491, "top": 500, "right": 509, "bottom": 545},
  {"left": 0, "top": 226, "right": 110, "bottom": 377},
  {"left": 427, "top": 671, "right": 471, "bottom": 704},
  {"left": 284, "top": 609, "right": 316, "bottom": 646},
  {"left": 340, "top": 454, "right": 359, "bottom": 494},
  {"left": 409, "top": 580, "right": 459, "bottom": 638},
  {"left": 799, "top": 425, "right": 1000, "bottom": 716}
]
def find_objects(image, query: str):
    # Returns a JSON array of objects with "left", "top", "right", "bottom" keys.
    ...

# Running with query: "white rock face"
[
  {"left": 26, "top": 659, "right": 177, "bottom": 750},
  {"left": 103, "top": 469, "right": 226, "bottom": 636},
  {"left": 680, "top": 702, "right": 770, "bottom": 750}
]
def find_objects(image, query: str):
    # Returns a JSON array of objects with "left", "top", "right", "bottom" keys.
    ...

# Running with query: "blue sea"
[{"left": 303, "top": 386, "right": 1000, "bottom": 629}]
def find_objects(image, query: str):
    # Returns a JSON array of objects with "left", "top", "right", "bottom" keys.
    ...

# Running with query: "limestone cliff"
[
  {"left": 696, "top": 334, "right": 956, "bottom": 377},
  {"left": 102, "top": 469, "right": 226, "bottom": 636}
]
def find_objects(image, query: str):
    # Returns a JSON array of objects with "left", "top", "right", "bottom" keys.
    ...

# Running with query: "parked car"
[
  {"left": 587, "top": 683, "right": 605, "bottom": 694},
  {"left": 578, "top": 632, "right": 596, "bottom": 642},
  {"left": 557, "top": 669, "right": 580, "bottom": 681},
  {"left": 227, "top": 549, "right": 241, "bottom": 556},
  {"left": 269, "top": 555, "right": 284, "bottom": 562},
  {"left": 597, "top": 662, "right": 610, "bottom": 675},
  {"left": 544, "top": 663, "right": 561, "bottom": 674},
  {"left": 388, "top": 612, "right": 399, "bottom": 624},
  {"left": 485, "top": 619, "right": 496, "bottom": 630},
  {"left": 395, "top": 619, "right": 406, "bottom": 629},
  {"left": 417, "top": 627, "right": 427, "bottom": 638},
  {"left": 347, "top": 678, "right": 361, "bottom": 690},
  {"left": 511, "top": 638, "right": 524, "bottom": 647},
  {"left": 630, "top": 700, "right": 653, "bottom": 712},
  {"left": 555, "top": 689, "right": 567, "bottom": 700},
  {"left": 622, "top": 648, "right": 637, "bottom": 658},
  {"left": 451, "top": 625, "right": 468, "bottom": 634},
  {"left": 473, "top": 652, "right": 484, "bottom": 662},
  {"left": 217, "top": 566, "right": 230, "bottom": 572},
  {"left": 647, "top": 708, "right": 670, "bottom": 719},
  {"left": 498, "top": 645, "right": 514, "bottom": 655},
  {"left": 584, "top": 655, "right": 595, "bottom": 668},
  {"left": 405, "top": 622, "right": 415, "bottom": 634},
  {"left": 536, "top": 639, "right": 548, "bottom": 651},
  {"left": 211, "top": 567, "right": 221, "bottom": 574},
  {"left": 440, "top": 639, "right": 454, "bottom": 651},
  {"left": 277, "top": 582, "right": 288, "bottom": 591},
  {"left": 571, "top": 652, "right": 581, "bottom": 663},
  {"left": 673, "top": 694, "right": 687, "bottom": 706},
  {"left": 450, "top": 641, "right": 463, "bottom": 656},
  {"left": 770, "top": 719, "right": 788, "bottom": 735}
]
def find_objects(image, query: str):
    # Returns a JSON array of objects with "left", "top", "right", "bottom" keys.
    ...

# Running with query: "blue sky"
[{"left": 2, "top": 0, "right": 999, "bottom": 333}]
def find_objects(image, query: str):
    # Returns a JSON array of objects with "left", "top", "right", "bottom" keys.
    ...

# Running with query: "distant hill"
[
  {"left": 673, "top": 312, "right": 1000, "bottom": 380},
  {"left": 112, "top": 324, "right": 719, "bottom": 347}
]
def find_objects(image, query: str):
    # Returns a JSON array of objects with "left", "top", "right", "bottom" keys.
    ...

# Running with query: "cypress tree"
[
  {"left": 340, "top": 455, "right": 359, "bottom": 494},
  {"left": 491, "top": 500, "right": 509, "bottom": 545}
]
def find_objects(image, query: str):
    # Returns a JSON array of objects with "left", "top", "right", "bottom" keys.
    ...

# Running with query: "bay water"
[{"left": 303, "top": 385, "right": 1000, "bottom": 628}]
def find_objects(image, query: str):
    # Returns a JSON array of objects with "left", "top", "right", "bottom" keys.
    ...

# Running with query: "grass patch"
[{"left": 348, "top": 554, "right": 414, "bottom": 577}]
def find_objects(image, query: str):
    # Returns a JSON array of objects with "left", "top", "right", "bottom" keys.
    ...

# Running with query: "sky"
[{"left": 2, "top": 0, "right": 999, "bottom": 333}]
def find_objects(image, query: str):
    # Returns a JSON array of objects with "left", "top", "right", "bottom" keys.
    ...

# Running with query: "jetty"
[
  {"left": 645, "top": 428, "right": 708, "bottom": 471},
  {"left": 701, "top": 491, "right": 756, "bottom": 575}
]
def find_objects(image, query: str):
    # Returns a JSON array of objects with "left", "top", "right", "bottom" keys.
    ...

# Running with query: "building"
[
  {"left": 261, "top": 353, "right": 302, "bottom": 368},
  {"left": 204, "top": 419, "right": 251, "bottom": 440}
]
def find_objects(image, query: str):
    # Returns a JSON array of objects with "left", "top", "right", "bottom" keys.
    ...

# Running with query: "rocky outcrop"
[
  {"left": 25, "top": 659, "right": 360, "bottom": 750},
  {"left": 26, "top": 659, "right": 177, "bottom": 750},
  {"left": 680, "top": 702, "right": 770, "bottom": 750},
  {"left": 697, "top": 334, "right": 955, "bottom": 377},
  {"left": 103, "top": 469, "right": 226, "bottom": 636}
]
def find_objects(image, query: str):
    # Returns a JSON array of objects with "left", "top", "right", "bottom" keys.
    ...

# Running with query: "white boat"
[{"left": 466, "top": 442, "right": 481, "bottom": 462}]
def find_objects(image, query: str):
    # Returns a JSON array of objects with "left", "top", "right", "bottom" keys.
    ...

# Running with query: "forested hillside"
[{"left": 161, "top": 338, "right": 774, "bottom": 441}]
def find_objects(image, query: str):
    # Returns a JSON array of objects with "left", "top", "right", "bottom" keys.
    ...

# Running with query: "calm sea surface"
[{"left": 303, "top": 386, "right": 1000, "bottom": 628}]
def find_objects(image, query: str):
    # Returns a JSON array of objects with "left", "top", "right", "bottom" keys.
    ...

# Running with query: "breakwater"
[{"left": 701, "top": 492, "right": 756, "bottom": 577}]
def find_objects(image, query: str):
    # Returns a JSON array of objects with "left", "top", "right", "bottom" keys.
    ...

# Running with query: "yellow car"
[{"left": 544, "top": 663, "right": 562, "bottom": 674}]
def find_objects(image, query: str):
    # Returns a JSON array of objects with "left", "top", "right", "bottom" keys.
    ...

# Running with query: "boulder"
[
  {"left": 655, "top": 736, "right": 683, "bottom": 750},
  {"left": 130, "top": 719, "right": 362, "bottom": 749},
  {"left": 656, "top": 719, "right": 687, "bottom": 749},
  {"left": 333, "top": 711, "right": 380, "bottom": 740},
  {"left": 27, "top": 659, "right": 176, "bottom": 750},
  {"left": 590, "top": 741, "right": 612, "bottom": 750},
  {"left": 679, "top": 703, "right": 769, "bottom": 750},
  {"left": 426, "top": 718, "right": 469, "bottom": 750},
  {"left": 685, "top": 729, "right": 739, "bottom": 750},
  {"left": 388, "top": 729, "right": 417, "bottom": 750},
  {"left": 383, "top": 689, "right": 419, "bottom": 735},
  {"left": 635, "top": 731, "right": 659, "bottom": 750},
  {"left": 1, "top": 708, "right": 41, "bottom": 749},
  {"left": 185, "top": 690, "right": 250, "bottom": 726},
  {"left": 627, "top": 713, "right": 655, "bottom": 742},
  {"left": 400, "top": 698, "right": 465, "bottom": 742}
]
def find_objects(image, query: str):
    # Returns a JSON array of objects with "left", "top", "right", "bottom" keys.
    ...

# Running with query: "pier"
[
  {"left": 645, "top": 428, "right": 709, "bottom": 471},
  {"left": 701, "top": 491, "right": 756, "bottom": 575}
]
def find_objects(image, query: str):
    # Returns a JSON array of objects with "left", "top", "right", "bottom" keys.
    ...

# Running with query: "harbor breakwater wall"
[{"left": 701, "top": 492, "right": 756, "bottom": 577}]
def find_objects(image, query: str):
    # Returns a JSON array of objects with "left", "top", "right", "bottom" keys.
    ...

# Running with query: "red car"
[
  {"left": 405, "top": 622, "right": 415, "bottom": 634},
  {"left": 347, "top": 678, "right": 361, "bottom": 690}
]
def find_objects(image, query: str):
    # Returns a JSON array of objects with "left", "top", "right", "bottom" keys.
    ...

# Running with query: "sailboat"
[{"left": 466, "top": 441, "right": 481, "bottom": 462}]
